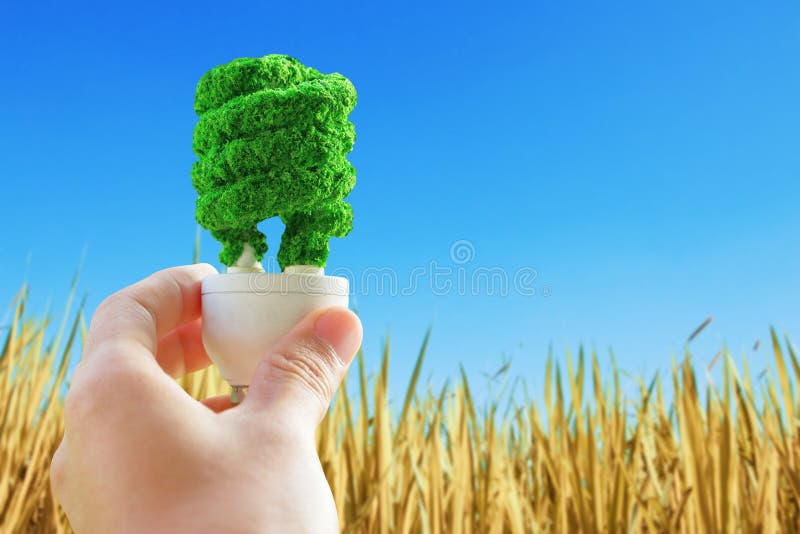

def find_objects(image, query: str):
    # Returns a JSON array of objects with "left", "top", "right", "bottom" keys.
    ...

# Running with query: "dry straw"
[{"left": 1, "top": 282, "right": 799, "bottom": 532}]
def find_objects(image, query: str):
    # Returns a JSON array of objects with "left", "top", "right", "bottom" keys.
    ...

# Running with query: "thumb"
[{"left": 242, "top": 307, "right": 362, "bottom": 431}]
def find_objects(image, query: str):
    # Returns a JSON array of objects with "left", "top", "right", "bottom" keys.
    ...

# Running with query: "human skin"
[{"left": 50, "top": 264, "right": 363, "bottom": 533}]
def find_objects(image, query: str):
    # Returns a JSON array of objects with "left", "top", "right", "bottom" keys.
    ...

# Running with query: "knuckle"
[
  {"left": 85, "top": 295, "right": 118, "bottom": 343},
  {"left": 94, "top": 291, "right": 134, "bottom": 322},
  {"left": 64, "top": 363, "right": 143, "bottom": 425},
  {"left": 86, "top": 292, "right": 147, "bottom": 350},
  {"left": 63, "top": 372, "right": 104, "bottom": 425},
  {"left": 266, "top": 338, "right": 344, "bottom": 405},
  {"left": 97, "top": 286, "right": 157, "bottom": 325},
  {"left": 94, "top": 292, "right": 121, "bottom": 316},
  {"left": 126, "top": 286, "right": 160, "bottom": 324}
]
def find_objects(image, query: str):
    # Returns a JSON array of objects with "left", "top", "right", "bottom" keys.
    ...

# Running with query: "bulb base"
[
  {"left": 201, "top": 270, "right": 349, "bottom": 387},
  {"left": 230, "top": 385, "right": 249, "bottom": 404}
]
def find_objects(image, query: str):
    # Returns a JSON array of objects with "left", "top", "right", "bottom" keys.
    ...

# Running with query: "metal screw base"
[{"left": 230, "top": 385, "right": 249, "bottom": 405}]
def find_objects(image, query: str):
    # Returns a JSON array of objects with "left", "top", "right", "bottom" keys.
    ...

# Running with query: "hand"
[{"left": 50, "top": 264, "right": 363, "bottom": 533}]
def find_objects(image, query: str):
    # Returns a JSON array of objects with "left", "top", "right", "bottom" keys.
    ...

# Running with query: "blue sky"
[{"left": 1, "top": 1, "right": 798, "bottom": 400}]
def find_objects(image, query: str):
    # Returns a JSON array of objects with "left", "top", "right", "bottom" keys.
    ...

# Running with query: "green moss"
[{"left": 192, "top": 54, "right": 356, "bottom": 269}]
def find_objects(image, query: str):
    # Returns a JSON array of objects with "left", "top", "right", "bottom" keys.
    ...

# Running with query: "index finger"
[{"left": 84, "top": 263, "right": 218, "bottom": 365}]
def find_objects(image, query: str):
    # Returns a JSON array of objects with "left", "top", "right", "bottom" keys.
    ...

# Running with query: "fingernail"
[{"left": 314, "top": 308, "right": 362, "bottom": 364}]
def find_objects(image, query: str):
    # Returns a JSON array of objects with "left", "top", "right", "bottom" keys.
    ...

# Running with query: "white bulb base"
[{"left": 201, "top": 268, "right": 350, "bottom": 388}]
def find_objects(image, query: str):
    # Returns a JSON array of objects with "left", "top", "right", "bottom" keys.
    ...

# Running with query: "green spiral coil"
[{"left": 191, "top": 55, "right": 356, "bottom": 269}]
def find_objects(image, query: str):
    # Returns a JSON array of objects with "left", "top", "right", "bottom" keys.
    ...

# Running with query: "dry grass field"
[{"left": 1, "top": 282, "right": 799, "bottom": 532}]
